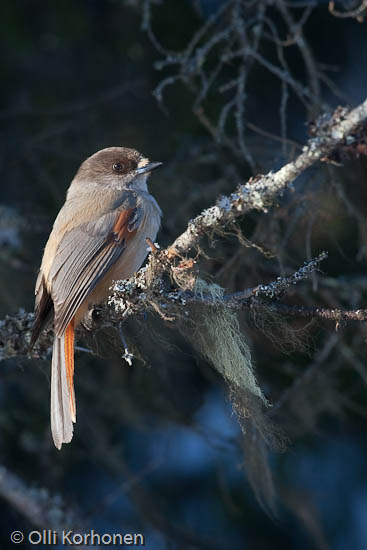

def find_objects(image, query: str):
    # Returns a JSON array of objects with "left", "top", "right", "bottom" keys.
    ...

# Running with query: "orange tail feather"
[{"left": 64, "top": 319, "right": 76, "bottom": 422}]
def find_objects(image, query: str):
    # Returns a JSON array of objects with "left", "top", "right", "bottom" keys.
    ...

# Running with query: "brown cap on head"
[
  {"left": 76, "top": 147, "right": 142, "bottom": 180},
  {"left": 33, "top": 144, "right": 163, "bottom": 449}
]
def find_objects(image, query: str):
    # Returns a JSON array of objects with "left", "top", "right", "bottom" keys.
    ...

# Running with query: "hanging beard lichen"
[
  {"left": 191, "top": 279, "right": 268, "bottom": 406},
  {"left": 178, "top": 278, "right": 285, "bottom": 514}
]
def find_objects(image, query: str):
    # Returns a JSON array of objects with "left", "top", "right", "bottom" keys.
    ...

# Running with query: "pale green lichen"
[{"left": 192, "top": 279, "right": 268, "bottom": 405}]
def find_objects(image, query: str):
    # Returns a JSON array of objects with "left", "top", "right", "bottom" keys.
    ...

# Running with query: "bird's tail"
[{"left": 51, "top": 321, "right": 76, "bottom": 449}]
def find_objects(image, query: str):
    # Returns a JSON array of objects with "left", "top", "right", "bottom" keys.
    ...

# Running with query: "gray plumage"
[
  {"left": 31, "top": 147, "right": 162, "bottom": 449},
  {"left": 51, "top": 336, "right": 74, "bottom": 450}
]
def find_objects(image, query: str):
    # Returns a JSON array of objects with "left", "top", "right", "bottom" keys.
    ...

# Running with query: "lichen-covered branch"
[
  {"left": 1, "top": 251, "right": 364, "bottom": 363},
  {"left": 260, "top": 304, "right": 367, "bottom": 322},
  {"left": 171, "top": 100, "right": 367, "bottom": 254},
  {"left": 1, "top": 100, "right": 367, "bottom": 362},
  {"left": 0, "top": 311, "right": 52, "bottom": 361}
]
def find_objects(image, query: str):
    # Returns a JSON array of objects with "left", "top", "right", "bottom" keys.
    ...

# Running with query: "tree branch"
[
  {"left": 1, "top": 100, "right": 367, "bottom": 361},
  {"left": 170, "top": 100, "right": 367, "bottom": 255},
  {"left": 0, "top": 465, "right": 89, "bottom": 548}
]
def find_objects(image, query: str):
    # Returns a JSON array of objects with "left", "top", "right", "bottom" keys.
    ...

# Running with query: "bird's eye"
[
  {"left": 131, "top": 160, "right": 138, "bottom": 170},
  {"left": 113, "top": 162, "right": 124, "bottom": 173}
]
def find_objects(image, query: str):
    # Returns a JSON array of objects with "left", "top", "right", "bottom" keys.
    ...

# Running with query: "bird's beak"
[{"left": 136, "top": 162, "right": 163, "bottom": 175}]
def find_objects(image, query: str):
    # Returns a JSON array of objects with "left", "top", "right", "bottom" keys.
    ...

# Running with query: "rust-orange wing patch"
[
  {"left": 51, "top": 201, "right": 143, "bottom": 336},
  {"left": 112, "top": 207, "right": 138, "bottom": 245}
]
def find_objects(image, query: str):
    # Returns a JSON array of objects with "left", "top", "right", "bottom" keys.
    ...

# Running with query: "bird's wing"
[
  {"left": 49, "top": 192, "right": 143, "bottom": 336},
  {"left": 30, "top": 270, "right": 54, "bottom": 349}
]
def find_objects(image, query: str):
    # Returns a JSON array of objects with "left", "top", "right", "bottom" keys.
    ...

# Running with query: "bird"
[{"left": 30, "top": 147, "right": 162, "bottom": 449}]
